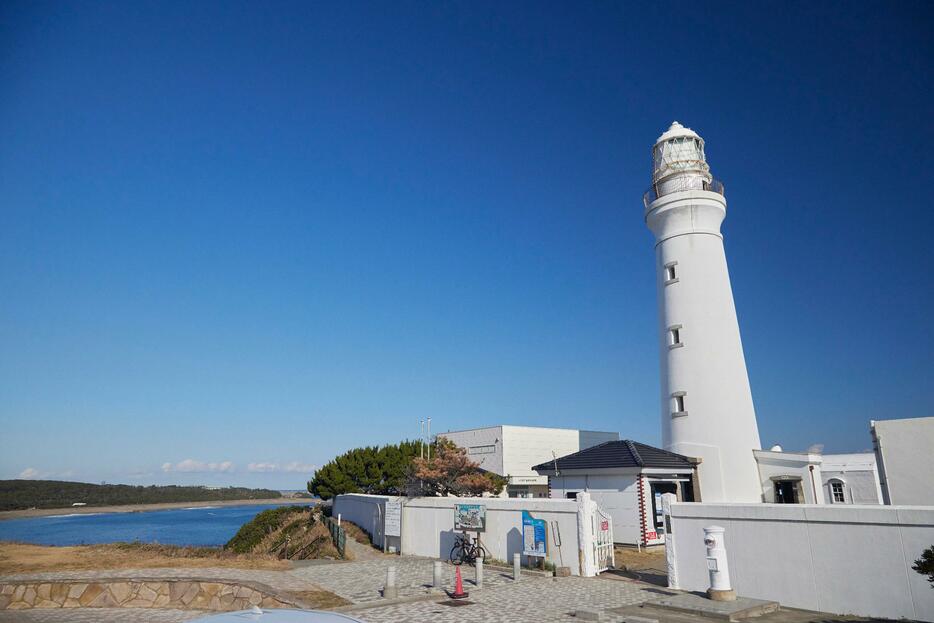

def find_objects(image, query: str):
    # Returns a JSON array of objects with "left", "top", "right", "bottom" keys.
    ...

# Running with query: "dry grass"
[
  {"left": 284, "top": 589, "right": 351, "bottom": 610},
  {"left": 341, "top": 521, "right": 372, "bottom": 546},
  {"left": 0, "top": 542, "right": 289, "bottom": 574},
  {"left": 613, "top": 545, "right": 666, "bottom": 570}
]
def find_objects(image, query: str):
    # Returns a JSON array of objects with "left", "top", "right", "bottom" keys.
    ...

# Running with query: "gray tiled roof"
[{"left": 532, "top": 440, "right": 695, "bottom": 472}]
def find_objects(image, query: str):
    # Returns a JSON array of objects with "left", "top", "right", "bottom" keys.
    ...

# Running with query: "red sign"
[
  {"left": 645, "top": 531, "right": 657, "bottom": 541},
  {"left": 600, "top": 520, "right": 609, "bottom": 531}
]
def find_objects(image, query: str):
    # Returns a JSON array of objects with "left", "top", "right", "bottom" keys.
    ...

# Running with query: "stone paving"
[
  {"left": 352, "top": 575, "right": 665, "bottom": 623},
  {"left": 293, "top": 558, "right": 529, "bottom": 603},
  {"left": 0, "top": 558, "right": 670, "bottom": 622}
]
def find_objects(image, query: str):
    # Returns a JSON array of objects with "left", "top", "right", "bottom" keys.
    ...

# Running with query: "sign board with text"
[
  {"left": 522, "top": 510, "right": 547, "bottom": 557},
  {"left": 384, "top": 499, "right": 402, "bottom": 537}
]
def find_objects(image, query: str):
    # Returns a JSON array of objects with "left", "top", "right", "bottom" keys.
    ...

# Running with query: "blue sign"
[{"left": 521, "top": 511, "right": 547, "bottom": 556}]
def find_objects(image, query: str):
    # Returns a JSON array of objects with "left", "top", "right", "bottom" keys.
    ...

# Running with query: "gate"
[
  {"left": 326, "top": 516, "right": 346, "bottom": 558},
  {"left": 591, "top": 504, "right": 615, "bottom": 574},
  {"left": 577, "top": 492, "right": 615, "bottom": 576}
]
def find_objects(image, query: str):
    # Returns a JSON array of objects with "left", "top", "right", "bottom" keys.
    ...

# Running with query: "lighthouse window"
[
  {"left": 664, "top": 262, "right": 678, "bottom": 284},
  {"left": 671, "top": 392, "right": 687, "bottom": 417},
  {"left": 668, "top": 325, "right": 683, "bottom": 348}
]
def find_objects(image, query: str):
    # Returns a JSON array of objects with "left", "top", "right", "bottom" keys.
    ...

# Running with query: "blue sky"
[{"left": 1, "top": 1, "right": 931, "bottom": 489}]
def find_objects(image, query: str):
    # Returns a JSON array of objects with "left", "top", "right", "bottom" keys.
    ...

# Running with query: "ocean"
[{"left": 0, "top": 503, "right": 310, "bottom": 547}]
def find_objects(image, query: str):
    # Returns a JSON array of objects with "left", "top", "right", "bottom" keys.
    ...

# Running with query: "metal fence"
[
  {"left": 326, "top": 516, "right": 346, "bottom": 558},
  {"left": 643, "top": 176, "right": 725, "bottom": 208}
]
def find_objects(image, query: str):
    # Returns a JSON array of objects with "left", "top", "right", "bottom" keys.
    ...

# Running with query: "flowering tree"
[{"left": 409, "top": 438, "right": 505, "bottom": 497}]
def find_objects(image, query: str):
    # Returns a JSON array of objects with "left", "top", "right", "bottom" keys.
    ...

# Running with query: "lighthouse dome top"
[
  {"left": 651, "top": 120, "right": 712, "bottom": 188},
  {"left": 655, "top": 121, "right": 702, "bottom": 145}
]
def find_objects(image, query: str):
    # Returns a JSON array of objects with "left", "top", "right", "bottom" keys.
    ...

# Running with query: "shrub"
[{"left": 913, "top": 545, "right": 934, "bottom": 587}]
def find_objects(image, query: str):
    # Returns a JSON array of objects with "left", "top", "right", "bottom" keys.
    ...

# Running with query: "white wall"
[
  {"left": 332, "top": 494, "right": 402, "bottom": 553},
  {"left": 440, "top": 427, "right": 504, "bottom": 477},
  {"left": 400, "top": 496, "right": 583, "bottom": 574},
  {"left": 820, "top": 452, "right": 882, "bottom": 505},
  {"left": 873, "top": 417, "right": 934, "bottom": 505},
  {"left": 549, "top": 472, "right": 640, "bottom": 544},
  {"left": 754, "top": 450, "right": 823, "bottom": 504},
  {"left": 667, "top": 502, "right": 934, "bottom": 622},
  {"left": 439, "top": 426, "right": 618, "bottom": 488}
]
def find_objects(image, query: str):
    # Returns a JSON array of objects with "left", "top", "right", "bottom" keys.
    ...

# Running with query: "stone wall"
[{"left": 0, "top": 577, "right": 300, "bottom": 611}]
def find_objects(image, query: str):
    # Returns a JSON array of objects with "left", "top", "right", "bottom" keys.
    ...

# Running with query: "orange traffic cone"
[{"left": 450, "top": 565, "right": 469, "bottom": 599}]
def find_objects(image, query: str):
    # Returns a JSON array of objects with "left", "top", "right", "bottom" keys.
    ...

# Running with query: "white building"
[
  {"left": 871, "top": 416, "right": 934, "bottom": 505},
  {"left": 438, "top": 425, "right": 618, "bottom": 498},
  {"left": 644, "top": 121, "right": 763, "bottom": 503},
  {"left": 753, "top": 447, "right": 883, "bottom": 505},
  {"left": 534, "top": 440, "right": 698, "bottom": 545}
]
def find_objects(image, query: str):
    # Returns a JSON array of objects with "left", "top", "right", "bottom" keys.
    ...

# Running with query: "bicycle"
[{"left": 449, "top": 531, "right": 486, "bottom": 566}]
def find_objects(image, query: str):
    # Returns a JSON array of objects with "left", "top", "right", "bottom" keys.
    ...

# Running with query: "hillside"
[
  {"left": 0, "top": 480, "right": 282, "bottom": 511},
  {"left": 225, "top": 505, "right": 340, "bottom": 560}
]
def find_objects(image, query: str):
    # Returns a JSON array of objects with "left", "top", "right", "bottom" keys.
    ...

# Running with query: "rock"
[
  {"left": 78, "top": 584, "right": 104, "bottom": 607},
  {"left": 110, "top": 582, "right": 132, "bottom": 604},
  {"left": 67, "top": 584, "right": 87, "bottom": 600}
]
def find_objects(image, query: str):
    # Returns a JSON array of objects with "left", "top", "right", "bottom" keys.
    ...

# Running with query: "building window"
[
  {"left": 668, "top": 325, "right": 683, "bottom": 349},
  {"left": 664, "top": 262, "right": 678, "bottom": 285},
  {"left": 671, "top": 392, "right": 687, "bottom": 417},
  {"left": 830, "top": 480, "right": 846, "bottom": 503},
  {"left": 468, "top": 445, "right": 495, "bottom": 455}
]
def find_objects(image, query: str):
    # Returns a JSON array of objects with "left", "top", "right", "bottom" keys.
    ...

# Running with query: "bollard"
[
  {"left": 703, "top": 526, "right": 735, "bottom": 602},
  {"left": 513, "top": 553, "right": 521, "bottom": 581},
  {"left": 475, "top": 557, "right": 483, "bottom": 589},
  {"left": 337, "top": 513, "right": 341, "bottom": 527},
  {"left": 383, "top": 565, "right": 398, "bottom": 599},
  {"left": 432, "top": 561, "right": 443, "bottom": 589}
]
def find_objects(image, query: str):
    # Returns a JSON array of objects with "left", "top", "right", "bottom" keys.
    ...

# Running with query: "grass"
[
  {"left": 284, "top": 589, "right": 351, "bottom": 610},
  {"left": 0, "top": 541, "right": 289, "bottom": 574}
]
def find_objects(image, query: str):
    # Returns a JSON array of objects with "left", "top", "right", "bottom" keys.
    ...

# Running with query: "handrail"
[{"left": 643, "top": 176, "right": 725, "bottom": 208}]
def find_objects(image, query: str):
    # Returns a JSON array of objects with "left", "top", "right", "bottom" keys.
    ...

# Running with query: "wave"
[
  {"left": 44, "top": 513, "right": 106, "bottom": 519},
  {"left": 182, "top": 506, "right": 218, "bottom": 510}
]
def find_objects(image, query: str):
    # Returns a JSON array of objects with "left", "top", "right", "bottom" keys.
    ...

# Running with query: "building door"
[
  {"left": 774, "top": 480, "right": 799, "bottom": 504},
  {"left": 650, "top": 482, "right": 677, "bottom": 534}
]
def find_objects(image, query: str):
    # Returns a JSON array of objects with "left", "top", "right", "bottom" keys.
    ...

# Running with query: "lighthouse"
[{"left": 644, "top": 122, "right": 762, "bottom": 503}]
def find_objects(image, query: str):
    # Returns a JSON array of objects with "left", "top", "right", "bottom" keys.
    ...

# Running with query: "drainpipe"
[{"left": 808, "top": 465, "right": 818, "bottom": 504}]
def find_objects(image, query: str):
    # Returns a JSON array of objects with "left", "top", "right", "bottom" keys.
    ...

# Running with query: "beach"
[{"left": 0, "top": 498, "right": 314, "bottom": 522}]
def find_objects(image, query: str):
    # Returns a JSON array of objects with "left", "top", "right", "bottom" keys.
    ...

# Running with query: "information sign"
[
  {"left": 522, "top": 511, "right": 547, "bottom": 557},
  {"left": 385, "top": 499, "right": 402, "bottom": 537},
  {"left": 454, "top": 504, "right": 486, "bottom": 532}
]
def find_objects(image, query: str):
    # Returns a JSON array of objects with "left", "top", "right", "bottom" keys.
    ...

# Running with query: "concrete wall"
[
  {"left": 331, "top": 494, "right": 402, "bottom": 553},
  {"left": 399, "top": 496, "right": 582, "bottom": 574},
  {"left": 439, "top": 426, "right": 618, "bottom": 490},
  {"left": 666, "top": 502, "right": 934, "bottom": 621},
  {"left": 754, "top": 450, "right": 823, "bottom": 504},
  {"left": 872, "top": 417, "right": 934, "bottom": 505},
  {"left": 820, "top": 452, "right": 883, "bottom": 505},
  {"left": 439, "top": 427, "right": 504, "bottom": 478},
  {"left": 548, "top": 472, "right": 641, "bottom": 544}
]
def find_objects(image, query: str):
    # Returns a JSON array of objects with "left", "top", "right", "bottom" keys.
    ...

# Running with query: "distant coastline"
[{"left": 0, "top": 498, "right": 315, "bottom": 522}]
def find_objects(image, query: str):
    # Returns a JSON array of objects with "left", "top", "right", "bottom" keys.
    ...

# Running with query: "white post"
[
  {"left": 576, "top": 491, "right": 597, "bottom": 577},
  {"left": 337, "top": 513, "right": 341, "bottom": 527},
  {"left": 475, "top": 557, "right": 483, "bottom": 589},
  {"left": 661, "top": 493, "right": 678, "bottom": 589},
  {"left": 512, "top": 553, "right": 521, "bottom": 581},
  {"left": 703, "top": 526, "right": 735, "bottom": 601},
  {"left": 384, "top": 565, "right": 398, "bottom": 599},
  {"left": 432, "top": 561, "right": 443, "bottom": 588}
]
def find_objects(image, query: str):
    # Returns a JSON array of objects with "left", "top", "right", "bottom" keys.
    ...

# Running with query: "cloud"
[
  {"left": 806, "top": 443, "right": 825, "bottom": 454},
  {"left": 19, "top": 467, "right": 40, "bottom": 479},
  {"left": 247, "top": 462, "right": 316, "bottom": 474},
  {"left": 161, "top": 459, "right": 235, "bottom": 473}
]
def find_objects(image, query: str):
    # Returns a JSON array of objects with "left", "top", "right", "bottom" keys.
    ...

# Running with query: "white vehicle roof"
[{"left": 189, "top": 608, "right": 363, "bottom": 622}]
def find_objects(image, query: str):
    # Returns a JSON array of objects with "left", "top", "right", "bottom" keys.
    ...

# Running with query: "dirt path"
[{"left": 344, "top": 536, "right": 387, "bottom": 561}]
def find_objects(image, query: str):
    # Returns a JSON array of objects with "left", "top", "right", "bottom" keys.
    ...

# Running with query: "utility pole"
[{"left": 426, "top": 417, "right": 432, "bottom": 461}]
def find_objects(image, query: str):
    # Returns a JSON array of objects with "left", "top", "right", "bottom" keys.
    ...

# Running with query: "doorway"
[
  {"left": 650, "top": 482, "right": 678, "bottom": 534},
  {"left": 774, "top": 479, "right": 800, "bottom": 504}
]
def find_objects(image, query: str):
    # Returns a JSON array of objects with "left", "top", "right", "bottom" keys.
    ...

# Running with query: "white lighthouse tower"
[{"left": 644, "top": 121, "right": 762, "bottom": 503}]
